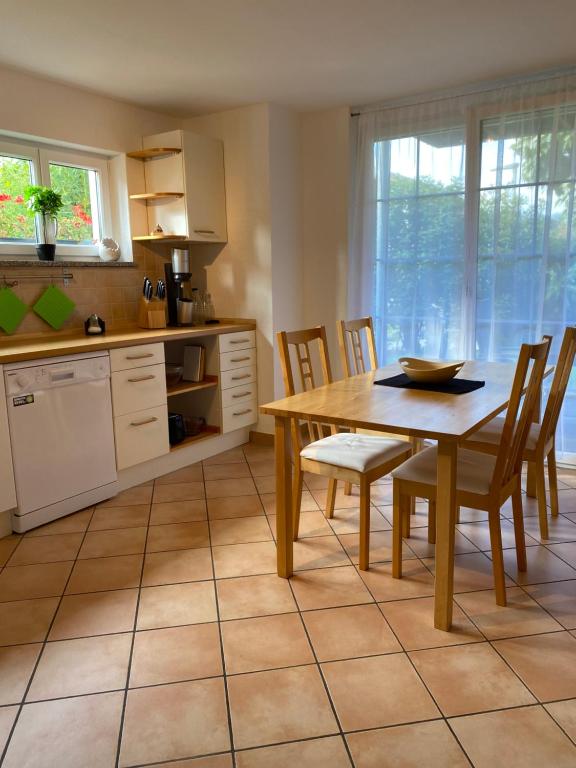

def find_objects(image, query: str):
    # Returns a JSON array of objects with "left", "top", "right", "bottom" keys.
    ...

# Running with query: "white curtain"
[{"left": 349, "top": 71, "right": 576, "bottom": 462}]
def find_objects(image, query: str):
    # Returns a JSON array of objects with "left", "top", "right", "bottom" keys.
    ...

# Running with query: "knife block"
[{"left": 138, "top": 297, "right": 167, "bottom": 329}]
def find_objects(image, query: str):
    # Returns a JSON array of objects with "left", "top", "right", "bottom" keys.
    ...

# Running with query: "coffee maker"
[{"left": 165, "top": 248, "right": 192, "bottom": 326}]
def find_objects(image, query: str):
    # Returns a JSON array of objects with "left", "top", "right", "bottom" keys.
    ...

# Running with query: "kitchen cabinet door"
[{"left": 182, "top": 132, "right": 227, "bottom": 243}]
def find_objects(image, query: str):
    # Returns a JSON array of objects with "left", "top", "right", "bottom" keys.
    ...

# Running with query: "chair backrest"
[
  {"left": 277, "top": 326, "right": 334, "bottom": 446},
  {"left": 538, "top": 326, "right": 576, "bottom": 449},
  {"left": 491, "top": 336, "right": 552, "bottom": 494},
  {"left": 338, "top": 317, "right": 378, "bottom": 377}
]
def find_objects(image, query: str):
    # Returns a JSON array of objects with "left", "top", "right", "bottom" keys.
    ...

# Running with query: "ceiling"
[{"left": 2, "top": 0, "right": 575, "bottom": 116}]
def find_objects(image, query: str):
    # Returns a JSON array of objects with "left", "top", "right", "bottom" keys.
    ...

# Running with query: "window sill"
[{"left": 0, "top": 259, "right": 136, "bottom": 268}]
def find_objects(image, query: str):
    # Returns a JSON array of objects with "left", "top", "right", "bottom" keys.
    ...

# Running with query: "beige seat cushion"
[
  {"left": 391, "top": 445, "right": 497, "bottom": 496},
  {"left": 300, "top": 433, "right": 410, "bottom": 473},
  {"left": 466, "top": 415, "right": 540, "bottom": 450}
]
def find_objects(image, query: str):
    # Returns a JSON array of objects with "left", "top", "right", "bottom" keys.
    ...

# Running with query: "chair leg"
[
  {"left": 511, "top": 485, "right": 527, "bottom": 572},
  {"left": 487, "top": 507, "right": 507, "bottom": 606},
  {"left": 344, "top": 481, "right": 352, "bottom": 496},
  {"left": 325, "top": 478, "right": 337, "bottom": 519},
  {"left": 402, "top": 500, "right": 411, "bottom": 538},
  {"left": 428, "top": 500, "right": 436, "bottom": 544},
  {"left": 392, "top": 481, "right": 405, "bottom": 578},
  {"left": 292, "top": 468, "right": 304, "bottom": 542},
  {"left": 547, "top": 447, "right": 559, "bottom": 518},
  {"left": 359, "top": 477, "right": 370, "bottom": 571},
  {"left": 535, "top": 462, "right": 549, "bottom": 540}
]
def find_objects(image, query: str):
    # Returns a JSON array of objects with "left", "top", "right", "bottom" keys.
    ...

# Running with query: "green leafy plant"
[{"left": 23, "top": 185, "right": 63, "bottom": 243}]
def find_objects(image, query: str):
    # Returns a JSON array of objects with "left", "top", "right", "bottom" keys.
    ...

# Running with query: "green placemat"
[
  {"left": 0, "top": 287, "right": 28, "bottom": 334},
  {"left": 33, "top": 285, "right": 76, "bottom": 330}
]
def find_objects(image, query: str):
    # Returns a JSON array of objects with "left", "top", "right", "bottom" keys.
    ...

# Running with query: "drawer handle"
[
  {"left": 229, "top": 338, "right": 250, "bottom": 344},
  {"left": 231, "top": 374, "right": 251, "bottom": 381},
  {"left": 233, "top": 408, "right": 252, "bottom": 416},
  {"left": 130, "top": 416, "right": 158, "bottom": 427},
  {"left": 194, "top": 228, "right": 215, "bottom": 234},
  {"left": 126, "top": 352, "right": 154, "bottom": 360},
  {"left": 232, "top": 390, "right": 252, "bottom": 398},
  {"left": 230, "top": 356, "right": 251, "bottom": 363},
  {"left": 127, "top": 374, "right": 156, "bottom": 383}
]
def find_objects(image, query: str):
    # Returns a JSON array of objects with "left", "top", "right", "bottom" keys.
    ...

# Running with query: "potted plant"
[{"left": 24, "top": 185, "right": 63, "bottom": 261}]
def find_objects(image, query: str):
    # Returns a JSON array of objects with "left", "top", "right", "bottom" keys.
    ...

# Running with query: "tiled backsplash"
[{"left": 0, "top": 243, "right": 168, "bottom": 336}]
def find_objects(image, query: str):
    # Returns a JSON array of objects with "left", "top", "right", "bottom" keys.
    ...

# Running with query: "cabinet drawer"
[
  {"left": 222, "top": 383, "right": 257, "bottom": 409},
  {"left": 220, "top": 365, "right": 257, "bottom": 390},
  {"left": 222, "top": 398, "right": 258, "bottom": 434},
  {"left": 110, "top": 343, "right": 165, "bottom": 372},
  {"left": 219, "top": 330, "right": 255, "bottom": 354},
  {"left": 114, "top": 405, "right": 169, "bottom": 470},
  {"left": 220, "top": 348, "right": 256, "bottom": 372},
  {"left": 111, "top": 364, "right": 167, "bottom": 416}
]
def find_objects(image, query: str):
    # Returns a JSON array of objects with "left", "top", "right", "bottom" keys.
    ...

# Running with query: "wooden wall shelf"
[
  {"left": 127, "top": 148, "right": 182, "bottom": 160},
  {"left": 167, "top": 376, "right": 219, "bottom": 398},
  {"left": 130, "top": 192, "right": 184, "bottom": 201},
  {"left": 132, "top": 234, "right": 188, "bottom": 242},
  {"left": 170, "top": 425, "right": 220, "bottom": 451}
]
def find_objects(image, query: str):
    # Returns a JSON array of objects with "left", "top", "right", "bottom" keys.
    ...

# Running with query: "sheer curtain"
[{"left": 349, "top": 71, "right": 576, "bottom": 462}]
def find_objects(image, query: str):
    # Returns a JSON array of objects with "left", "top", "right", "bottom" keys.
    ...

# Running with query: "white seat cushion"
[
  {"left": 300, "top": 433, "right": 410, "bottom": 473},
  {"left": 466, "top": 415, "right": 540, "bottom": 451},
  {"left": 391, "top": 445, "right": 497, "bottom": 496}
]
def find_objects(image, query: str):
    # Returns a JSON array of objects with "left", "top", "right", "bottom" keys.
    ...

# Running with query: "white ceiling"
[{"left": 2, "top": 0, "right": 575, "bottom": 116}]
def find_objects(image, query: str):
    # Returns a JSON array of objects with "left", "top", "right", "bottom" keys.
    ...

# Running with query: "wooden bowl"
[{"left": 398, "top": 357, "right": 465, "bottom": 383}]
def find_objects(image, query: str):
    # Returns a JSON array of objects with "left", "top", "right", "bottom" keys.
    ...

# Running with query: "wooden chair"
[
  {"left": 465, "top": 327, "right": 576, "bottom": 539},
  {"left": 277, "top": 326, "right": 412, "bottom": 568},
  {"left": 391, "top": 337, "right": 551, "bottom": 606}
]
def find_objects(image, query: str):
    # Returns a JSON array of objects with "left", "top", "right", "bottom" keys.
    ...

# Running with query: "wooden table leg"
[
  {"left": 275, "top": 415, "right": 293, "bottom": 578},
  {"left": 434, "top": 439, "right": 458, "bottom": 630}
]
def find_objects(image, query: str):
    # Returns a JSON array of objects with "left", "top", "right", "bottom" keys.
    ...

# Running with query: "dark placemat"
[{"left": 374, "top": 373, "right": 485, "bottom": 395}]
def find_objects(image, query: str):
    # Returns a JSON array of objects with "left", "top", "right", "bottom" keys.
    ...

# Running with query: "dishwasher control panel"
[{"left": 5, "top": 353, "right": 111, "bottom": 396}]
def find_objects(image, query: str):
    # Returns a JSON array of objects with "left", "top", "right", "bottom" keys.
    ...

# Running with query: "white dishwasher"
[{"left": 5, "top": 351, "right": 118, "bottom": 532}]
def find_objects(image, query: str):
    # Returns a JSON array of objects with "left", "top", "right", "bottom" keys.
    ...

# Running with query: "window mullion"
[{"left": 462, "top": 107, "right": 480, "bottom": 359}]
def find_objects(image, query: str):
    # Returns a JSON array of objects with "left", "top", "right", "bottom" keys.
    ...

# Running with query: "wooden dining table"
[{"left": 260, "top": 360, "right": 549, "bottom": 631}]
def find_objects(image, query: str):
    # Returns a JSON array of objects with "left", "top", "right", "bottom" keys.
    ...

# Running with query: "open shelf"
[
  {"left": 127, "top": 147, "right": 182, "bottom": 160},
  {"left": 170, "top": 425, "right": 220, "bottom": 451},
  {"left": 130, "top": 192, "right": 184, "bottom": 201},
  {"left": 167, "top": 375, "right": 218, "bottom": 398},
  {"left": 132, "top": 234, "right": 188, "bottom": 241}
]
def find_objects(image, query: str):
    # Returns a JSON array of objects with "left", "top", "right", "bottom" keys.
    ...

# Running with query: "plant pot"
[{"left": 36, "top": 244, "right": 56, "bottom": 261}]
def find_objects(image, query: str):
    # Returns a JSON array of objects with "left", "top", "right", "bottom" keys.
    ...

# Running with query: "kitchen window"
[{"left": 0, "top": 137, "right": 111, "bottom": 258}]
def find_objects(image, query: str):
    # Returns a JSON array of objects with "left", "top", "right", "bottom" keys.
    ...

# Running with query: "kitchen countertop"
[{"left": 0, "top": 319, "right": 256, "bottom": 364}]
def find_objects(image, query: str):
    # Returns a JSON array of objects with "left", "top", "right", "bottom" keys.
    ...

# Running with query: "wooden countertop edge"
[{"left": 0, "top": 320, "right": 256, "bottom": 364}]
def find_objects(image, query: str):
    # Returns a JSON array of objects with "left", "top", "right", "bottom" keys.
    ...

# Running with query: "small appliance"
[{"left": 165, "top": 248, "right": 193, "bottom": 326}]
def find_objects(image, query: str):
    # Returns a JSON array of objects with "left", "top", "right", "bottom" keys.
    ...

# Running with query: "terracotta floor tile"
[
  {"left": 261, "top": 491, "right": 319, "bottom": 515},
  {"left": 357, "top": 559, "right": 435, "bottom": 602},
  {"left": 456, "top": 519, "right": 538, "bottom": 552},
  {"left": 0, "top": 644, "right": 42, "bottom": 705},
  {"left": 49, "top": 589, "right": 139, "bottom": 640},
  {"left": 369, "top": 484, "right": 394, "bottom": 505},
  {"left": 0, "top": 562, "right": 73, "bottom": 602},
  {"left": 6, "top": 533, "right": 83, "bottom": 566},
  {"left": 379, "top": 596, "right": 483, "bottom": 651},
  {"left": 212, "top": 541, "right": 277, "bottom": 578},
  {"left": 545, "top": 699, "right": 576, "bottom": 742},
  {"left": 403, "top": 527, "right": 478, "bottom": 559},
  {"left": 548, "top": 541, "right": 576, "bottom": 568},
  {"left": 222, "top": 613, "right": 314, "bottom": 674},
  {"left": 293, "top": 536, "right": 350, "bottom": 570},
  {"left": 0, "top": 598, "right": 59, "bottom": 646},
  {"left": 455, "top": 586, "right": 562, "bottom": 639},
  {"left": 556, "top": 489, "right": 576, "bottom": 514},
  {"left": 346, "top": 721, "right": 470, "bottom": 768},
  {"left": 216, "top": 574, "right": 297, "bottom": 620},
  {"left": 0, "top": 706, "right": 18, "bottom": 755},
  {"left": 303, "top": 472, "right": 329, "bottom": 490},
  {"left": 236, "top": 736, "right": 351, "bottom": 768},
  {"left": 155, "top": 464, "right": 203, "bottom": 484},
  {"left": 2, "top": 692, "right": 123, "bottom": 768},
  {"left": 130, "top": 623, "right": 222, "bottom": 687},
  {"left": 207, "top": 495, "right": 265, "bottom": 520},
  {"left": 423, "top": 552, "right": 514, "bottom": 593},
  {"left": 66, "top": 554, "right": 143, "bottom": 594},
  {"left": 449, "top": 705, "right": 576, "bottom": 768},
  {"left": 210, "top": 516, "right": 272, "bottom": 545},
  {"left": 525, "top": 579, "right": 576, "bottom": 629},
  {"left": 205, "top": 477, "right": 257, "bottom": 499},
  {"left": 303, "top": 603, "right": 400, "bottom": 661},
  {"left": 203, "top": 446, "right": 247, "bottom": 464},
  {"left": 322, "top": 654, "right": 439, "bottom": 731},
  {"left": 142, "top": 547, "right": 213, "bottom": 586},
  {"left": 245, "top": 459, "right": 276, "bottom": 477},
  {"left": 149, "top": 499, "right": 207, "bottom": 525},
  {"left": 228, "top": 665, "right": 338, "bottom": 749},
  {"left": 119, "top": 678, "right": 230, "bottom": 766},
  {"left": 88, "top": 505, "right": 150, "bottom": 531},
  {"left": 410, "top": 642, "right": 535, "bottom": 716},
  {"left": 24, "top": 509, "right": 93, "bottom": 538},
  {"left": 78, "top": 527, "right": 147, "bottom": 560},
  {"left": 291, "top": 565, "right": 373, "bottom": 611},
  {"left": 203, "top": 462, "right": 252, "bottom": 481},
  {"left": 501, "top": 545, "right": 576, "bottom": 584},
  {"left": 242, "top": 444, "right": 273, "bottom": 462},
  {"left": 99, "top": 485, "right": 152, "bottom": 508},
  {"left": 269, "top": 510, "right": 333, "bottom": 539},
  {"left": 137, "top": 581, "right": 217, "bottom": 629},
  {"left": 522, "top": 514, "right": 576, "bottom": 544},
  {"left": 152, "top": 481, "right": 205, "bottom": 503},
  {"left": 328, "top": 506, "right": 391, "bottom": 534},
  {"left": 0, "top": 536, "right": 21, "bottom": 566},
  {"left": 146, "top": 521, "right": 209, "bottom": 552},
  {"left": 457, "top": 506, "right": 489, "bottom": 523},
  {"left": 253, "top": 476, "right": 275, "bottom": 494},
  {"left": 312, "top": 487, "right": 371, "bottom": 510},
  {"left": 152, "top": 758, "right": 232, "bottom": 768},
  {"left": 379, "top": 502, "right": 430, "bottom": 530},
  {"left": 338, "top": 530, "right": 413, "bottom": 564},
  {"left": 494, "top": 631, "right": 576, "bottom": 702},
  {"left": 27, "top": 633, "right": 131, "bottom": 701}
]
